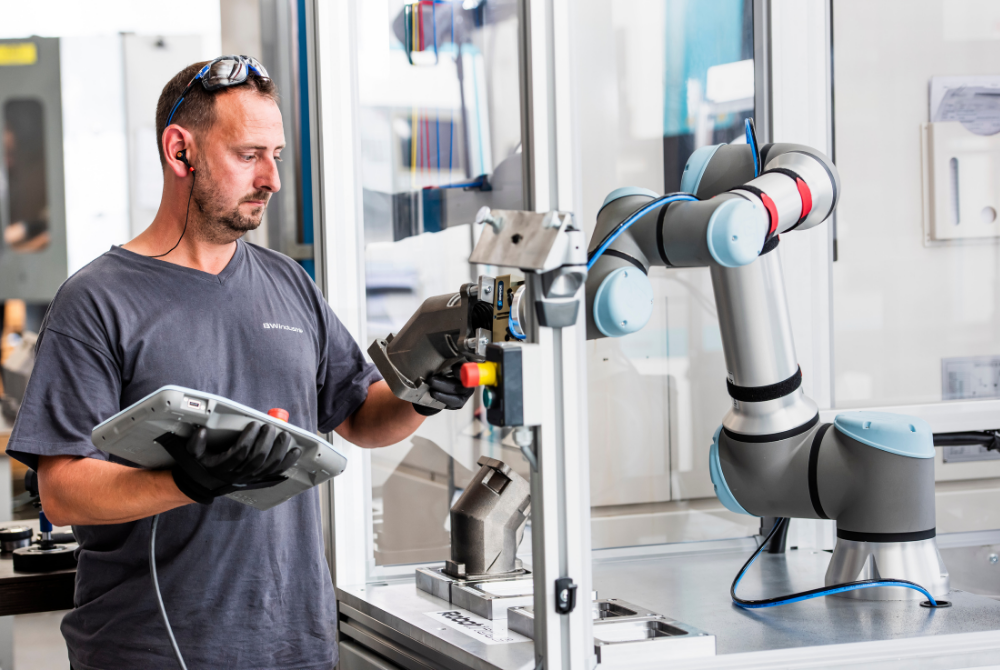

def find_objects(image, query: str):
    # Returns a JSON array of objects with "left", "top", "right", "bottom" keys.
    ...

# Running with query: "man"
[{"left": 6, "top": 57, "right": 470, "bottom": 669}]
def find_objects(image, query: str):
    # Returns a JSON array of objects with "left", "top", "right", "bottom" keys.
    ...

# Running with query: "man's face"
[{"left": 191, "top": 88, "right": 284, "bottom": 244}]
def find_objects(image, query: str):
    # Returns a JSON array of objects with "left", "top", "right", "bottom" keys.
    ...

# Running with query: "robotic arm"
[{"left": 587, "top": 140, "right": 947, "bottom": 601}]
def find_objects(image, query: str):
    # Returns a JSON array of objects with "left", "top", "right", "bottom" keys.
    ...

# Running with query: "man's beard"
[{"left": 191, "top": 162, "right": 269, "bottom": 244}]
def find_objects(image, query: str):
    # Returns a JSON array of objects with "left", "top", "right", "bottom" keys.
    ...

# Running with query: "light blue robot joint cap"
[
  {"left": 592, "top": 267, "right": 653, "bottom": 338},
  {"left": 710, "top": 425, "right": 752, "bottom": 516},
  {"left": 705, "top": 199, "right": 767, "bottom": 268},
  {"left": 833, "top": 411, "right": 935, "bottom": 458}
]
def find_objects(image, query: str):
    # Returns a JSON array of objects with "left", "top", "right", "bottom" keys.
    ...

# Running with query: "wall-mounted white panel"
[{"left": 60, "top": 36, "right": 130, "bottom": 275}]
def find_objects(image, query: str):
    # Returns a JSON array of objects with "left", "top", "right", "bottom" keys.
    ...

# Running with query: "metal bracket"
[{"left": 470, "top": 209, "right": 586, "bottom": 272}]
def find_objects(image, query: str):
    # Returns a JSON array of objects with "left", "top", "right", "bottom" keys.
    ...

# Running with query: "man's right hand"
[{"left": 171, "top": 422, "right": 302, "bottom": 505}]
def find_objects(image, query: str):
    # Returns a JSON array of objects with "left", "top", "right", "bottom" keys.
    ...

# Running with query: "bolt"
[
  {"left": 990, "top": 553, "right": 998, "bottom": 564},
  {"left": 483, "top": 285, "right": 492, "bottom": 295},
  {"left": 476, "top": 206, "right": 504, "bottom": 233},
  {"left": 559, "top": 589, "right": 569, "bottom": 602}
]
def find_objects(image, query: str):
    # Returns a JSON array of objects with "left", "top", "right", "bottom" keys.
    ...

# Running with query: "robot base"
[{"left": 825, "top": 537, "right": 950, "bottom": 600}]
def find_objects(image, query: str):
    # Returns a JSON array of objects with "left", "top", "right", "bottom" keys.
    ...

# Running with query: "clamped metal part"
[
  {"left": 367, "top": 282, "right": 489, "bottom": 410},
  {"left": 443, "top": 456, "right": 531, "bottom": 580}
]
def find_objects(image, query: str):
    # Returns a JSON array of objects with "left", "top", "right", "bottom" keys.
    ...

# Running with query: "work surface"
[
  {"left": 0, "top": 518, "right": 75, "bottom": 617},
  {"left": 339, "top": 540, "right": 1000, "bottom": 669}
]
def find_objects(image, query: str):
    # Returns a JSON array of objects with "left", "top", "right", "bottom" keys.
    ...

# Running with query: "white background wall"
[{"left": 832, "top": 0, "right": 1000, "bottom": 409}]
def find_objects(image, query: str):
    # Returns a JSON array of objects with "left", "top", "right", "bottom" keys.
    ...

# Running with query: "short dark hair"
[{"left": 154, "top": 59, "right": 279, "bottom": 166}]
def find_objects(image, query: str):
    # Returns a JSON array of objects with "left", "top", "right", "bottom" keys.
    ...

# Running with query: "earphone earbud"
[{"left": 176, "top": 149, "right": 194, "bottom": 173}]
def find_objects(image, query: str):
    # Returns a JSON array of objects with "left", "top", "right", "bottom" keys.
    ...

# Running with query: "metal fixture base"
[
  {"left": 415, "top": 565, "right": 531, "bottom": 603},
  {"left": 825, "top": 537, "right": 950, "bottom": 600}
]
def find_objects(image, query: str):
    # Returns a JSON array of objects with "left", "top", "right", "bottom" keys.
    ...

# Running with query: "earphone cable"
[{"left": 149, "top": 170, "right": 196, "bottom": 259}]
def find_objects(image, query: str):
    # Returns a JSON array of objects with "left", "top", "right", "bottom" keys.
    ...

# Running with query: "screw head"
[{"left": 990, "top": 553, "right": 998, "bottom": 564}]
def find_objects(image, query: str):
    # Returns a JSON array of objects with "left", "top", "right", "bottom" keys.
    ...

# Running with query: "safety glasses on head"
[{"left": 165, "top": 55, "right": 270, "bottom": 127}]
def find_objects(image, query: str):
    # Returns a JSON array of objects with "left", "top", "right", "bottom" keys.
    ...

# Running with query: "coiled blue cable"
[
  {"left": 587, "top": 193, "right": 698, "bottom": 270},
  {"left": 731, "top": 518, "right": 941, "bottom": 610}
]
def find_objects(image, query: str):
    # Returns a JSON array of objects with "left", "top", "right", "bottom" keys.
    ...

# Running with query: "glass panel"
[
  {"left": 831, "top": 0, "right": 1000, "bottom": 408},
  {"left": 578, "top": 0, "right": 757, "bottom": 548},
  {"left": 3, "top": 99, "right": 49, "bottom": 254},
  {"left": 360, "top": 0, "right": 525, "bottom": 568}
]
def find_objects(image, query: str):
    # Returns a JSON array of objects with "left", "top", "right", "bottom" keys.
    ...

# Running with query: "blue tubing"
[{"left": 731, "top": 518, "right": 940, "bottom": 610}]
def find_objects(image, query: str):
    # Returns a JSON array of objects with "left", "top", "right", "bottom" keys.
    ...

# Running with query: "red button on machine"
[{"left": 268, "top": 408, "right": 290, "bottom": 422}]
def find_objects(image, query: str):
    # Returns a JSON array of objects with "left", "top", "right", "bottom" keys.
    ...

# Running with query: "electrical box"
[
  {"left": 484, "top": 343, "right": 541, "bottom": 427},
  {"left": 922, "top": 121, "right": 1000, "bottom": 242}
]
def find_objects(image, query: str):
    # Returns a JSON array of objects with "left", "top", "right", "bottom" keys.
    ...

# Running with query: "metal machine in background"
[{"left": 0, "top": 37, "right": 67, "bottom": 302}]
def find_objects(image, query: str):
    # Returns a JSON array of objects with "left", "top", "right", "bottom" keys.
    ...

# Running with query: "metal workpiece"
[
  {"left": 826, "top": 538, "right": 949, "bottom": 600},
  {"left": 509, "top": 600, "right": 716, "bottom": 666},
  {"left": 451, "top": 578, "right": 537, "bottom": 620},
  {"left": 508, "top": 599, "right": 681, "bottom": 639},
  {"left": 367, "top": 283, "right": 482, "bottom": 408},
  {"left": 444, "top": 456, "right": 531, "bottom": 580},
  {"left": 592, "top": 617, "right": 716, "bottom": 666},
  {"left": 415, "top": 566, "right": 531, "bottom": 603},
  {"left": 470, "top": 208, "right": 586, "bottom": 272},
  {"left": 711, "top": 248, "right": 800, "bottom": 389}
]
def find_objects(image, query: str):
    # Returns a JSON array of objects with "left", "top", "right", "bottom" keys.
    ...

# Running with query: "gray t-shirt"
[{"left": 7, "top": 241, "right": 381, "bottom": 670}]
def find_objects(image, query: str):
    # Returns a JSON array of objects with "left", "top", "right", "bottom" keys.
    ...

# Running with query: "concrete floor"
[{"left": 12, "top": 611, "right": 69, "bottom": 670}]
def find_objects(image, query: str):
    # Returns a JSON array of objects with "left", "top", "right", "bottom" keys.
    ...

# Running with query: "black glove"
[
  {"left": 167, "top": 422, "right": 302, "bottom": 505},
  {"left": 413, "top": 364, "right": 475, "bottom": 416}
]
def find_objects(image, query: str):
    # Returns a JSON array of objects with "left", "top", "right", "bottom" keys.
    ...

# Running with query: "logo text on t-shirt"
[{"left": 263, "top": 322, "right": 304, "bottom": 333}]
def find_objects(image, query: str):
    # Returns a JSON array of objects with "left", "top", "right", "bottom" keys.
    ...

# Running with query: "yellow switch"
[{"left": 461, "top": 361, "right": 499, "bottom": 387}]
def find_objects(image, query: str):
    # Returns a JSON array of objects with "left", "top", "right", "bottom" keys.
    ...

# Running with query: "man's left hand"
[{"left": 413, "top": 364, "right": 474, "bottom": 416}]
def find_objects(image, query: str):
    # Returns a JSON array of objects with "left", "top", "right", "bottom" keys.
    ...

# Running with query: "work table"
[{"left": 338, "top": 538, "right": 1000, "bottom": 669}]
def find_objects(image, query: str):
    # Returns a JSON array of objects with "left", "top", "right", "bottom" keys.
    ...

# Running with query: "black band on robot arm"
[
  {"left": 601, "top": 249, "right": 648, "bottom": 274},
  {"left": 655, "top": 203, "right": 672, "bottom": 266},
  {"left": 808, "top": 423, "right": 833, "bottom": 519},
  {"left": 727, "top": 366, "right": 802, "bottom": 403}
]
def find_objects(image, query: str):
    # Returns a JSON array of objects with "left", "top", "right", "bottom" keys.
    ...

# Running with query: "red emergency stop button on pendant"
[{"left": 268, "top": 408, "right": 290, "bottom": 422}]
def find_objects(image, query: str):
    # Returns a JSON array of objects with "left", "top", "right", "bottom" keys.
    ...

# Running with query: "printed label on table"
[{"left": 425, "top": 610, "right": 529, "bottom": 645}]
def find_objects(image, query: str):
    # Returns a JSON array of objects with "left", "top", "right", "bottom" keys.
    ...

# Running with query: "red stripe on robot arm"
[
  {"left": 795, "top": 177, "right": 812, "bottom": 222},
  {"left": 759, "top": 191, "right": 779, "bottom": 235}
]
